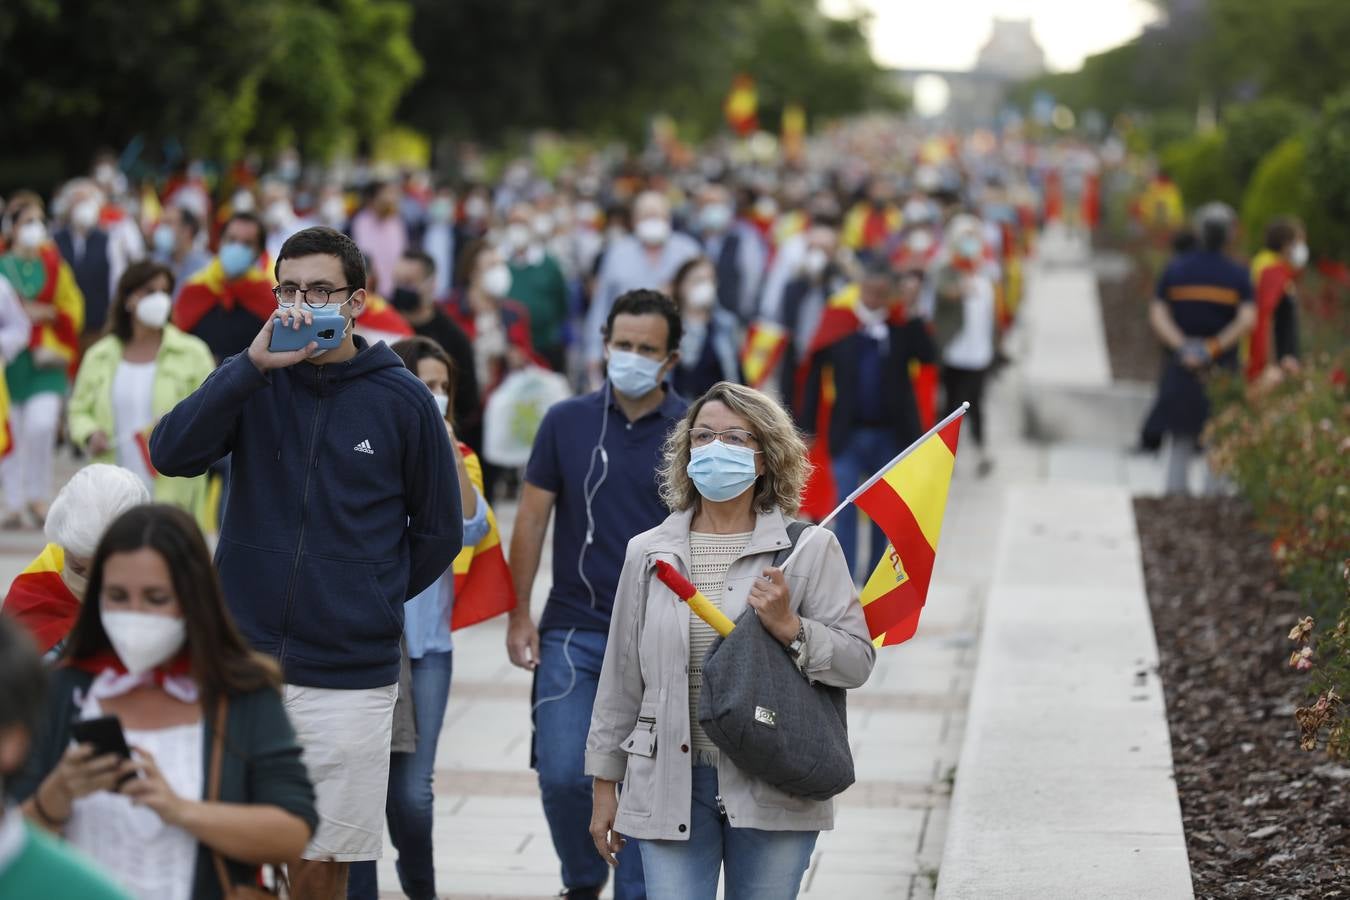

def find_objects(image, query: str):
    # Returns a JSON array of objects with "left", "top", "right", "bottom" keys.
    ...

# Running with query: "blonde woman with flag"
[{"left": 586, "top": 381, "right": 874, "bottom": 900}]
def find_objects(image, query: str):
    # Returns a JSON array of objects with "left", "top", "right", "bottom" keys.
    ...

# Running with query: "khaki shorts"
[{"left": 283, "top": 682, "right": 398, "bottom": 862}]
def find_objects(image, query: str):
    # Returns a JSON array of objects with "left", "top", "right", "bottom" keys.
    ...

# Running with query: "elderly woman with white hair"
[
  {"left": 0, "top": 464, "right": 149, "bottom": 660},
  {"left": 586, "top": 382, "right": 875, "bottom": 900}
]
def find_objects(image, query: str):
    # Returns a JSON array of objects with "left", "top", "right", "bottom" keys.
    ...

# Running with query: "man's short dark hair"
[
  {"left": 177, "top": 205, "right": 201, "bottom": 238},
  {"left": 1264, "top": 216, "right": 1301, "bottom": 253},
  {"left": 222, "top": 211, "right": 265, "bottom": 255},
  {"left": 0, "top": 616, "right": 46, "bottom": 743},
  {"left": 402, "top": 248, "right": 436, "bottom": 279},
  {"left": 604, "top": 289, "right": 682, "bottom": 353},
  {"left": 275, "top": 226, "right": 366, "bottom": 290}
]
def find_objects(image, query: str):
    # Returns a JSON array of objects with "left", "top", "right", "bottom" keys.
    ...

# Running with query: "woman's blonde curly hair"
[{"left": 658, "top": 382, "right": 811, "bottom": 515}]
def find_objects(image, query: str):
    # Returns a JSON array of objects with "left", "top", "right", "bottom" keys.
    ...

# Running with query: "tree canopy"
[{"left": 0, "top": 0, "right": 897, "bottom": 193}]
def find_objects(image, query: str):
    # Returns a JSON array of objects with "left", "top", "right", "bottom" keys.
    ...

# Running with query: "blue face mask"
[
  {"left": 607, "top": 349, "right": 666, "bottom": 399},
  {"left": 152, "top": 223, "right": 175, "bottom": 255},
  {"left": 219, "top": 242, "right": 256, "bottom": 278},
  {"left": 687, "top": 440, "right": 760, "bottom": 503}
]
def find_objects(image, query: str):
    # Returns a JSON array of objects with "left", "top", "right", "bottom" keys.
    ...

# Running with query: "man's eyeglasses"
[
  {"left": 690, "top": 427, "right": 757, "bottom": 448},
  {"left": 273, "top": 285, "right": 355, "bottom": 308}
]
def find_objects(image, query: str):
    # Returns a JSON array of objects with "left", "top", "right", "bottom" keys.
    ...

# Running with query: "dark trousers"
[{"left": 941, "top": 365, "right": 987, "bottom": 448}]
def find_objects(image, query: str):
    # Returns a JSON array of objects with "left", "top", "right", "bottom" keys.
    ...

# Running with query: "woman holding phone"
[{"left": 13, "top": 504, "right": 317, "bottom": 900}]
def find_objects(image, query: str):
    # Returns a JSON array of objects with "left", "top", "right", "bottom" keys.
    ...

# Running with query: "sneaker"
[{"left": 558, "top": 887, "right": 603, "bottom": 899}]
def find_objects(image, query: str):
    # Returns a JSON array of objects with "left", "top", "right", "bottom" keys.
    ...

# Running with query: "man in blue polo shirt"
[
  {"left": 1149, "top": 202, "right": 1255, "bottom": 494},
  {"left": 508, "top": 289, "right": 685, "bottom": 900}
]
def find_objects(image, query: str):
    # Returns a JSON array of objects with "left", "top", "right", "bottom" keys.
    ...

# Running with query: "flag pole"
[{"left": 777, "top": 403, "right": 969, "bottom": 575}]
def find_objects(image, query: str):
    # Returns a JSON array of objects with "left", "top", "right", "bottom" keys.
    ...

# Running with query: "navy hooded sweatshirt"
[{"left": 149, "top": 336, "right": 463, "bottom": 690}]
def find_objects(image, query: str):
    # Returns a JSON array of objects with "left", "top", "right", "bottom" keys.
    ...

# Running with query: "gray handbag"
[{"left": 696, "top": 522, "right": 855, "bottom": 801}]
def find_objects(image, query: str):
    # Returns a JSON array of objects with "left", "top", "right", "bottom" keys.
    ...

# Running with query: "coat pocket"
[{"left": 618, "top": 706, "right": 660, "bottom": 817}]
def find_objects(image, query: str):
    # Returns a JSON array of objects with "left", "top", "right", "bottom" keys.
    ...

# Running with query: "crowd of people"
[{"left": 0, "top": 127, "right": 1165, "bottom": 900}]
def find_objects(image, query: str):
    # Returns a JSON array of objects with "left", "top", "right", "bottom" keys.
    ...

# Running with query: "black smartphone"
[
  {"left": 70, "top": 715, "right": 137, "bottom": 787},
  {"left": 70, "top": 715, "right": 132, "bottom": 759}
]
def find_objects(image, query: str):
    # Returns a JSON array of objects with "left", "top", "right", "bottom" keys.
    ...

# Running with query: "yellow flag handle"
[{"left": 654, "top": 560, "right": 735, "bottom": 637}]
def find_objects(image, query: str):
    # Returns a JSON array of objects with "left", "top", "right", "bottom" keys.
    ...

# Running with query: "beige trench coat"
[{"left": 585, "top": 506, "right": 875, "bottom": 840}]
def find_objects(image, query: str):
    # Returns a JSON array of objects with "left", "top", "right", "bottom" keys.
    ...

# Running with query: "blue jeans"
[
  {"left": 830, "top": 426, "right": 899, "bottom": 579},
  {"left": 534, "top": 627, "right": 646, "bottom": 898},
  {"left": 348, "top": 651, "right": 453, "bottom": 900},
  {"left": 639, "top": 765, "right": 817, "bottom": 900}
]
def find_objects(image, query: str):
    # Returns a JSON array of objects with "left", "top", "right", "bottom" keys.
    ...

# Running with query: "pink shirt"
[{"left": 350, "top": 209, "right": 408, "bottom": 296}]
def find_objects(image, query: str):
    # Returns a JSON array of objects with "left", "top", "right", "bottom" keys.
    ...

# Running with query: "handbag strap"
[
  {"left": 773, "top": 521, "right": 812, "bottom": 568},
  {"left": 208, "top": 697, "right": 233, "bottom": 894}
]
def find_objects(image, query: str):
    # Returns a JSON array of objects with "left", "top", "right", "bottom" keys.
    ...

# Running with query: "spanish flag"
[
  {"left": 355, "top": 293, "right": 414, "bottom": 347},
  {"left": 2, "top": 544, "right": 80, "bottom": 654},
  {"left": 450, "top": 443, "right": 517, "bottom": 630},
  {"left": 1246, "top": 249, "right": 1296, "bottom": 381},
  {"left": 27, "top": 244, "right": 84, "bottom": 377},
  {"left": 0, "top": 369, "right": 12, "bottom": 459},
  {"left": 173, "top": 254, "right": 277, "bottom": 335},
  {"left": 856, "top": 413, "right": 963, "bottom": 647},
  {"left": 725, "top": 74, "right": 759, "bottom": 137},
  {"left": 740, "top": 320, "right": 788, "bottom": 390},
  {"left": 795, "top": 284, "right": 909, "bottom": 520}
]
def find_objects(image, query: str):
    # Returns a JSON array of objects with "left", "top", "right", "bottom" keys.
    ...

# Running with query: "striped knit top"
[{"left": 687, "top": 530, "right": 752, "bottom": 754}]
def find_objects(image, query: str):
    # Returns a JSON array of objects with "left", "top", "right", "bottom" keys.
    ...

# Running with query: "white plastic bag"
[{"left": 482, "top": 366, "right": 572, "bottom": 466}]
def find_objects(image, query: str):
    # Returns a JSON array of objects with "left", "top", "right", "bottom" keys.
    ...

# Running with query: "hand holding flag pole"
[{"left": 776, "top": 402, "right": 969, "bottom": 576}]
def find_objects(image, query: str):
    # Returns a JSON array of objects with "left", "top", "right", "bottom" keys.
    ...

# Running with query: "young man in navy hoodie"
[{"left": 150, "top": 226, "right": 462, "bottom": 898}]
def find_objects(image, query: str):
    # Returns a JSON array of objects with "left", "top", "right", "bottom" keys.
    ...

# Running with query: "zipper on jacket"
[{"left": 277, "top": 369, "right": 325, "bottom": 663}]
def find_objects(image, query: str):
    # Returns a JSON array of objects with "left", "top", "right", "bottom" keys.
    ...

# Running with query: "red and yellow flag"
[
  {"left": 450, "top": 443, "right": 517, "bottom": 630},
  {"left": 856, "top": 416, "right": 962, "bottom": 647},
  {"left": 725, "top": 74, "right": 759, "bottom": 136},
  {"left": 0, "top": 368, "right": 12, "bottom": 459},
  {"left": 173, "top": 254, "right": 276, "bottom": 334},
  {"left": 355, "top": 293, "right": 414, "bottom": 347},
  {"left": 740, "top": 320, "right": 788, "bottom": 390},
  {"left": 2, "top": 544, "right": 80, "bottom": 654},
  {"left": 1245, "top": 249, "right": 1295, "bottom": 382}
]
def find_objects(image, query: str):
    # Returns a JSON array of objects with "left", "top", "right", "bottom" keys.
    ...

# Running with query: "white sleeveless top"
[{"left": 65, "top": 695, "right": 203, "bottom": 900}]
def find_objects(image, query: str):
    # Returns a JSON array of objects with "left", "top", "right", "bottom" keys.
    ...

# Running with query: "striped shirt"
[{"left": 688, "top": 531, "right": 752, "bottom": 754}]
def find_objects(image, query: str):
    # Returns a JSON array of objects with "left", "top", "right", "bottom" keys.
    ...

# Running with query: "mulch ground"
[
  {"left": 1136, "top": 496, "right": 1350, "bottom": 897},
  {"left": 1097, "top": 250, "right": 1163, "bottom": 383}
]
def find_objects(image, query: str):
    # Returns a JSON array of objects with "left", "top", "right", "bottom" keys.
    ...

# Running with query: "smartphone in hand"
[
  {"left": 71, "top": 715, "right": 137, "bottom": 786},
  {"left": 269, "top": 312, "right": 346, "bottom": 353}
]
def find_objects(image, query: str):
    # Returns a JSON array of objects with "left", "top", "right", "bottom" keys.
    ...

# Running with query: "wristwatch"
[{"left": 786, "top": 622, "right": 807, "bottom": 660}]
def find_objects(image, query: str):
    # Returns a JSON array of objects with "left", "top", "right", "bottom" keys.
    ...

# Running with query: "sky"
[{"left": 821, "top": 0, "right": 1160, "bottom": 73}]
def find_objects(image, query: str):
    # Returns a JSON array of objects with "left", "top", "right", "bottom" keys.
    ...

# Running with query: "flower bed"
[{"left": 1137, "top": 495, "right": 1350, "bottom": 895}]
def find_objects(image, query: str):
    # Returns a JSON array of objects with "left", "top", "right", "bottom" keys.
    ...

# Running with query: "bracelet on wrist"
[{"left": 33, "top": 784, "right": 70, "bottom": 828}]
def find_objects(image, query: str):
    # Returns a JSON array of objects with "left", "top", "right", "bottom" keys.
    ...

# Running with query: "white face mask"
[
  {"left": 232, "top": 190, "right": 255, "bottom": 213},
  {"left": 506, "top": 223, "right": 533, "bottom": 252},
  {"left": 1290, "top": 242, "right": 1310, "bottom": 269},
  {"left": 72, "top": 199, "right": 101, "bottom": 231},
  {"left": 101, "top": 610, "right": 187, "bottom": 676},
  {"left": 134, "top": 291, "right": 172, "bottom": 330},
  {"left": 685, "top": 279, "right": 717, "bottom": 310},
  {"left": 481, "top": 264, "right": 513, "bottom": 297},
  {"left": 434, "top": 393, "right": 450, "bottom": 418},
  {"left": 803, "top": 247, "right": 829, "bottom": 277},
  {"left": 16, "top": 220, "right": 46, "bottom": 250},
  {"left": 635, "top": 217, "right": 671, "bottom": 246}
]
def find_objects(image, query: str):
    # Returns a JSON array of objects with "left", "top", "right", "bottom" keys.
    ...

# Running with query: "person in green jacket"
[
  {"left": 0, "top": 616, "right": 131, "bottom": 900},
  {"left": 68, "top": 261, "right": 217, "bottom": 532},
  {"left": 504, "top": 201, "right": 571, "bottom": 372},
  {"left": 13, "top": 504, "right": 317, "bottom": 900}
]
